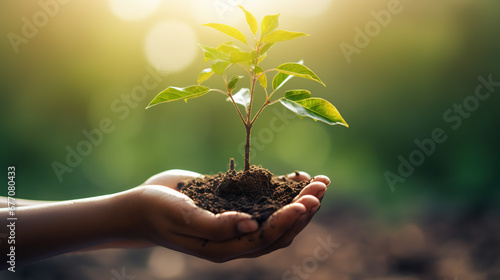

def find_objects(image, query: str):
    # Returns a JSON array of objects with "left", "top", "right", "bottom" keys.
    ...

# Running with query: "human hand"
[{"left": 129, "top": 169, "right": 329, "bottom": 262}]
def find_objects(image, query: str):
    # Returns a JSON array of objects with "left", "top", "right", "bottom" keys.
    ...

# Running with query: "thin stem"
[
  {"left": 244, "top": 125, "right": 251, "bottom": 171},
  {"left": 228, "top": 92, "right": 247, "bottom": 126},
  {"left": 211, "top": 89, "right": 228, "bottom": 95},
  {"left": 250, "top": 100, "right": 269, "bottom": 125},
  {"left": 238, "top": 64, "right": 252, "bottom": 77},
  {"left": 267, "top": 98, "right": 282, "bottom": 105},
  {"left": 246, "top": 77, "right": 257, "bottom": 123}
]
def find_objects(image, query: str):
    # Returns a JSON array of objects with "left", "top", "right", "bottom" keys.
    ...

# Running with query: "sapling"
[{"left": 146, "top": 6, "right": 348, "bottom": 172}]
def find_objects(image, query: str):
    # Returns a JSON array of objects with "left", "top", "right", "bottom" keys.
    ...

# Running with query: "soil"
[{"left": 177, "top": 162, "right": 310, "bottom": 224}]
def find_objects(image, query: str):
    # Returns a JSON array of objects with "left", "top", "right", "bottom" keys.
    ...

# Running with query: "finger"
[
  {"left": 168, "top": 202, "right": 307, "bottom": 262},
  {"left": 142, "top": 169, "right": 203, "bottom": 188},
  {"left": 241, "top": 213, "right": 308, "bottom": 258},
  {"left": 311, "top": 175, "right": 330, "bottom": 186},
  {"left": 172, "top": 207, "right": 259, "bottom": 242},
  {"left": 242, "top": 196, "right": 321, "bottom": 257},
  {"left": 292, "top": 182, "right": 327, "bottom": 202},
  {"left": 286, "top": 171, "right": 311, "bottom": 182}
]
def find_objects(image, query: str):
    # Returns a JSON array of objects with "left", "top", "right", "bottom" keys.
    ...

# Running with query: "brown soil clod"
[{"left": 177, "top": 164, "right": 310, "bottom": 225}]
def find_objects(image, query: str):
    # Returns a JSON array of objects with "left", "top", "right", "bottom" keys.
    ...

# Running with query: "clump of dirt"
[{"left": 177, "top": 163, "right": 310, "bottom": 224}]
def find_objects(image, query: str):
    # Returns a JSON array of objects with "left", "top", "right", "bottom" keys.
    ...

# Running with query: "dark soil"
[{"left": 177, "top": 163, "right": 310, "bottom": 224}]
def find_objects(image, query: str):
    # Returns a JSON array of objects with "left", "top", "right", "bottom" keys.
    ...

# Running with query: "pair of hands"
[{"left": 134, "top": 169, "right": 330, "bottom": 262}]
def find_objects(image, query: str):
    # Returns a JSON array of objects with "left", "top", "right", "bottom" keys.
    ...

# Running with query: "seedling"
[{"left": 146, "top": 6, "right": 348, "bottom": 171}]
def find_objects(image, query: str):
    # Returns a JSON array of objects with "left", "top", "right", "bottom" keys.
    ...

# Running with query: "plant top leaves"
[
  {"left": 280, "top": 90, "right": 348, "bottom": 126},
  {"left": 275, "top": 63, "right": 325, "bottom": 86},
  {"left": 146, "top": 86, "right": 210, "bottom": 109},
  {"left": 228, "top": 75, "right": 244, "bottom": 90},
  {"left": 239, "top": 5, "right": 258, "bottom": 35},
  {"left": 261, "top": 30, "right": 309, "bottom": 43},
  {"left": 261, "top": 14, "right": 280, "bottom": 38},
  {"left": 202, "top": 23, "right": 247, "bottom": 44},
  {"left": 198, "top": 68, "right": 214, "bottom": 84},
  {"left": 272, "top": 60, "right": 304, "bottom": 90}
]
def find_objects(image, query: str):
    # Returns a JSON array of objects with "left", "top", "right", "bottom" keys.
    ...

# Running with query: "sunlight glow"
[
  {"left": 144, "top": 20, "right": 198, "bottom": 73},
  {"left": 108, "top": 0, "right": 161, "bottom": 21}
]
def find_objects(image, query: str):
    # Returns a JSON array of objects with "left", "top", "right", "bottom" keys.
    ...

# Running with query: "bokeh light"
[
  {"left": 144, "top": 20, "right": 198, "bottom": 72},
  {"left": 108, "top": 0, "right": 161, "bottom": 21}
]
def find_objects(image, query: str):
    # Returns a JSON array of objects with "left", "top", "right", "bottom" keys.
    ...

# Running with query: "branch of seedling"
[{"left": 145, "top": 6, "right": 348, "bottom": 174}]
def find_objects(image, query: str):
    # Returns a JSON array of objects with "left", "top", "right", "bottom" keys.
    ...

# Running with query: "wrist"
[{"left": 109, "top": 187, "right": 145, "bottom": 241}]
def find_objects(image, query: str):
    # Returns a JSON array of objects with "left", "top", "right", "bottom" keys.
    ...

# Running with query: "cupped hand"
[{"left": 133, "top": 169, "right": 330, "bottom": 262}]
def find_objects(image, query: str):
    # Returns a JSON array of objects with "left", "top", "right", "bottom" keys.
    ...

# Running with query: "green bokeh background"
[{"left": 1, "top": 0, "right": 499, "bottom": 278}]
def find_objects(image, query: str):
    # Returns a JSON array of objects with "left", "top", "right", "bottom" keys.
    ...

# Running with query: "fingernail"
[{"left": 237, "top": 219, "right": 258, "bottom": 233}]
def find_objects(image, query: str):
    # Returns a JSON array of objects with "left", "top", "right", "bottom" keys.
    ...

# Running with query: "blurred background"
[{"left": 1, "top": 0, "right": 499, "bottom": 279}]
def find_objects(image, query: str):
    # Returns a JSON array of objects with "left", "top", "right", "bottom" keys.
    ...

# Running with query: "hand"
[{"left": 131, "top": 169, "right": 330, "bottom": 262}]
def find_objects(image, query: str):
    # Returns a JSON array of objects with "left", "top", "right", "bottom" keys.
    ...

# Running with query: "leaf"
[
  {"left": 284, "top": 89, "right": 311, "bottom": 101},
  {"left": 239, "top": 6, "right": 258, "bottom": 35},
  {"left": 280, "top": 97, "right": 348, "bottom": 126},
  {"left": 261, "top": 13, "right": 280, "bottom": 37},
  {"left": 199, "top": 44, "right": 229, "bottom": 62},
  {"left": 260, "top": 43, "right": 274, "bottom": 54},
  {"left": 254, "top": 66, "right": 267, "bottom": 89},
  {"left": 227, "top": 88, "right": 250, "bottom": 109},
  {"left": 202, "top": 23, "right": 247, "bottom": 44},
  {"left": 275, "top": 62, "right": 325, "bottom": 86},
  {"left": 146, "top": 86, "right": 210, "bottom": 109},
  {"left": 228, "top": 75, "right": 244, "bottom": 90},
  {"left": 272, "top": 59, "right": 304, "bottom": 90},
  {"left": 216, "top": 42, "right": 241, "bottom": 55},
  {"left": 257, "top": 53, "right": 267, "bottom": 64},
  {"left": 198, "top": 68, "right": 214, "bottom": 84},
  {"left": 230, "top": 50, "right": 257, "bottom": 64},
  {"left": 261, "top": 30, "right": 309, "bottom": 44},
  {"left": 211, "top": 61, "right": 231, "bottom": 75}
]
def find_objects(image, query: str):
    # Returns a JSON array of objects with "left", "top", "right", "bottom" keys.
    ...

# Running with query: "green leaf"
[
  {"left": 202, "top": 23, "right": 247, "bottom": 44},
  {"left": 275, "top": 62, "right": 325, "bottom": 86},
  {"left": 211, "top": 61, "right": 231, "bottom": 75},
  {"left": 254, "top": 66, "right": 267, "bottom": 89},
  {"left": 239, "top": 6, "right": 258, "bottom": 35},
  {"left": 216, "top": 42, "right": 241, "bottom": 55},
  {"left": 260, "top": 43, "right": 274, "bottom": 54},
  {"left": 146, "top": 86, "right": 210, "bottom": 109},
  {"left": 272, "top": 59, "right": 303, "bottom": 90},
  {"left": 284, "top": 90, "right": 311, "bottom": 101},
  {"left": 230, "top": 50, "right": 257, "bottom": 64},
  {"left": 199, "top": 44, "right": 229, "bottom": 62},
  {"left": 197, "top": 68, "right": 214, "bottom": 84},
  {"left": 257, "top": 53, "right": 267, "bottom": 64},
  {"left": 261, "top": 30, "right": 309, "bottom": 44},
  {"left": 228, "top": 75, "right": 244, "bottom": 90},
  {"left": 280, "top": 97, "right": 349, "bottom": 126},
  {"left": 227, "top": 88, "right": 250, "bottom": 109},
  {"left": 261, "top": 14, "right": 280, "bottom": 37}
]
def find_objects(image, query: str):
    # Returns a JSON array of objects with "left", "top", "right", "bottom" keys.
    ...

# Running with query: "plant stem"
[
  {"left": 250, "top": 100, "right": 269, "bottom": 125},
  {"left": 228, "top": 92, "right": 247, "bottom": 125},
  {"left": 244, "top": 125, "right": 251, "bottom": 171}
]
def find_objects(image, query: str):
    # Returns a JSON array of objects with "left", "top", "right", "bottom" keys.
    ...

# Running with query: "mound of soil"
[{"left": 177, "top": 161, "right": 310, "bottom": 224}]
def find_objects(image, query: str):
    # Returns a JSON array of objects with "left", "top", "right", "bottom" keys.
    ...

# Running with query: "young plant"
[{"left": 146, "top": 6, "right": 348, "bottom": 171}]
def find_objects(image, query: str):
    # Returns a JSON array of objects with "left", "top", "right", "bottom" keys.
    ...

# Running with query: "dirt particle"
[{"left": 178, "top": 165, "right": 309, "bottom": 224}]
